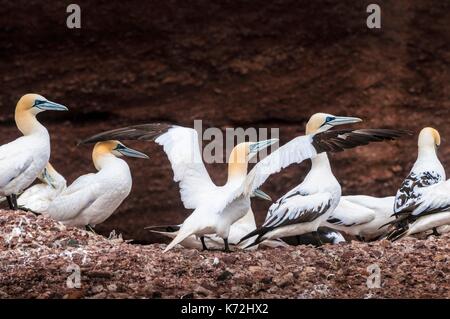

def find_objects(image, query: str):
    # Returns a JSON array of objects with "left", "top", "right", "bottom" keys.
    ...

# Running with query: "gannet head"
[
  {"left": 418, "top": 127, "right": 441, "bottom": 149},
  {"left": 228, "top": 139, "right": 278, "bottom": 182},
  {"left": 38, "top": 163, "right": 66, "bottom": 189},
  {"left": 15, "top": 94, "right": 68, "bottom": 135},
  {"left": 229, "top": 139, "right": 278, "bottom": 164},
  {"left": 92, "top": 140, "right": 149, "bottom": 169},
  {"left": 305, "top": 113, "right": 362, "bottom": 134}
]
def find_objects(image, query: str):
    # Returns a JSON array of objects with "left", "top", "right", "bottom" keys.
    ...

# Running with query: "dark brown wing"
[
  {"left": 79, "top": 123, "right": 172, "bottom": 145},
  {"left": 312, "top": 129, "right": 410, "bottom": 153}
]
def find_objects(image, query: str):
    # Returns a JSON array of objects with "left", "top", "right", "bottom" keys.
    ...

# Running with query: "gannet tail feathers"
[
  {"left": 163, "top": 227, "right": 196, "bottom": 253},
  {"left": 79, "top": 123, "right": 172, "bottom": 145},
  {"left": 238, "top": 227, "right": 271, "bottom": 248}
]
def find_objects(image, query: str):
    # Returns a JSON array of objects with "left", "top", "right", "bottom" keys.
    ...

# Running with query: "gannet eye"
[
  {"left": 33, "top": 100, "right": 47, "bottom": 108},
  {"left": 325, "top": 116, "right": 335, "bottom": 123}
]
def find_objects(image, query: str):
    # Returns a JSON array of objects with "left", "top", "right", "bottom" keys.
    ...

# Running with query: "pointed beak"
[
  {"left": 42, "top": 168, "right": 57, "bottom": 189},
  {"left": 329, "top": 116, "right": 362, "bottom": 127},
  {"left": 252, "top": 189, "right": 272, "bottom": 201},
  {"left": 249, "top": 138, "right": 278, "bottom": 159},
  {"left": 117, "top": 146, "right": 149, "bottom": 159},
  {"left": 36, "top": 100, "right": 68, "bottom": 112}
]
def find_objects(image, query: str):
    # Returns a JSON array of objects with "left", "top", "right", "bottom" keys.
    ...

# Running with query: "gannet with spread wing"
[
  {"left": 80, "top": 118, "right": 406, "bottom": 251},
  {"left": 239, "top": 113, "right": 407, "bottom": 247}
]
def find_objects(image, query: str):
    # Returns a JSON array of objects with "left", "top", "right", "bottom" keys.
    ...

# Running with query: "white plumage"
[
  {"left": 240, "top": 113, "right": 406, "bottom": 247},
  {"left": 154, "top": 126, "right": 278, "bottom": 252},
  {"left": 325, "top": 195, "right": 395, "bottom": 241},
  {"left": 45, "top": 141, "right": 148, "bottom": 227},
  {"left": 17, "top": 163, "right": 67, "bottom": 213},
  {"left": 388, "top": 127, "right": 450, "bottom": 240},
  {"left": 0, "top": 94, "right": 67, "bottom": 209},
  {"left": 148, "top": 208, "right": 288, "bottom": 250}
]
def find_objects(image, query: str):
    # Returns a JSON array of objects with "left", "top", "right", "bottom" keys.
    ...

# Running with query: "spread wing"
[
  {"left": 327, "top": 197, "right": 376, "bottom": 227},
  {"left": 155, "top": 126, "right": 218, "bottom": 209},
  {"left": 246, "top": 128, "right": 408, "bottom": 193},
  {"left": 79, "top": 123, "right": 171, "bottom": 144}
]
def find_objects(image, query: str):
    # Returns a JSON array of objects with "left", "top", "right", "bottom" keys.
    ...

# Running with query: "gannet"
[
  {"left": 325, "top": 195, "right": 395, "bottom": 241},
  {"left": 81, "top": 124, "right": 278, "bottom": 252},
  {"left": 79, "top": 118, "right": 405, "bottom": 252},
  {"left": 146, "top": 208, "right": 289, "bottom": 250},
  {"left": 45, "top": 140, "right": 148, "bottom": 227},
  {"left": 386, "top": 127, "right": 449, "bottom": 240},
  {"left": 239, "top": 114, "right": 407, "bottom": 247},
  {"left": 289, "top": 226, "right": 346, "bottom": 246},
  {"left": 0, "top": 94, "right": 68, "bottom": 210},
  {"left": 17, "top": 163, "right": 67, "bottom": 213}
]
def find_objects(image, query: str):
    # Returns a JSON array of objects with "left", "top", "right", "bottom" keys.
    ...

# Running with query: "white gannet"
[
  {"left": 45, "top": 140, "right": 149, "bottom": 228},
  {"left": 324, "top": 195, "right": 395, "bottom": 241},
  {"left": 81, "top": 124, "right": 278, "bottom": 252},
  {"left": 16, "top": 163, "right": 67, "bottom": 213},
  {"left": 0, "top": 94, "right": 68, "bottom": 210},
  {"left": 239, "top": 113, "right": 407, "bottom": 247},
  {"left": 146, "top": 208, "right": 289, "bottom": 250},
  {"left": 79, "top": 118, "right": 405, "bottom": 252},
  {"left": 386, "top": 127, "right": 449, "bottom": 240}
]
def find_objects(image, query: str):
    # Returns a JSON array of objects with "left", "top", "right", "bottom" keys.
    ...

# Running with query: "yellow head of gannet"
[
  {"left": 418, "top": 127, "right": 441, "bottom": 149},
  {"left": 227, "top": 140, "right": 277, "bottom": 181},
  {"left": 15, "top": 93, "right": 68, "bottom": 135},
  {"left": 92, "top": 140, "right": 149, "bottom": 170},
  {"left": 37, "top": 163, "right": 66, "bottom": 190},
  {"left": 305, "top": 113, "right": 362, "bottom": 134}
]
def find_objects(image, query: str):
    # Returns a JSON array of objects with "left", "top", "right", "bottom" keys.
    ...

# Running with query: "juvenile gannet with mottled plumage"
[
  {"left": 16, "top": 163, "right": 66, "bottom": 213},
  {"left": 325, "top": 195, "right": 395, "bottom": 241},
  {"left": 0, "top": 94, "right": 68, "bottom": 210},
  {"left": 45, "top": 140, "right": 148, "bottom": 227},
  {"left": 386, "top": 127, "right": 450, "bottom": 240},
  {"left": 239, "top": 113, "right": 407, "bottom": 247},
  {"left": 79, "top": 118, "right": 405, "bottom": 251}
]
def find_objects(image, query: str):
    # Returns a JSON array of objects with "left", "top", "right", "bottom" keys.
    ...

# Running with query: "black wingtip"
[{"left": 79, "top": 123, "right": 172, "bottom": 145}]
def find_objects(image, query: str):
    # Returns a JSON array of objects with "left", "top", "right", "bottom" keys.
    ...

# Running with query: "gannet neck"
[
  {"left": 417, "top": 127, "right": 440, "bottom": 162},
  {"left": 417, "top": 144, "right": 438, "bottom": 161},
  {"left": 310, "top": 152, "right": 332, "bottom": 172},
  {"left": 92, "top": 141, "right": 118, "bottom": 170},
  {"left": 226, "top": 143, "right": 249, "bottom": 184},
  {"left": 15, "top": 108, "right": 47, "bottom": 136}
]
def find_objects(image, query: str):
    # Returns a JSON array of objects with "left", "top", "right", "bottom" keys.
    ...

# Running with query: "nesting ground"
[{"left": 0, "top": 211, "right": 448, "bottom": 299}]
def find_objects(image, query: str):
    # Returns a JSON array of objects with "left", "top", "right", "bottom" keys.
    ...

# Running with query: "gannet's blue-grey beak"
[
  {"left": 34, "top": 99, "right": 68, "bottom": 111},
  {"left": 42, "top": 168, "right": 57, "bottom": 189},
  {"left": 328, "top": 116, "right": 362, "bottom": 126},
  {"left": 249, "top": 138, "right": 278, "bottom": 158},
  {"left": 252, "top": 189, "right": 272, "bottom": 201},
  {"left": 116, "top": 144, "right": 149, "bottom": 159}
]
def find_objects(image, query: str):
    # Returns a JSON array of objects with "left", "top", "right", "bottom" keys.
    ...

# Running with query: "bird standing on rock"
[
  {"left": 45, "top": 140, "right": 149, "bottom": 228},
  {"left": 0, "top": 94, "right": 68, "bottom": 210}
]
